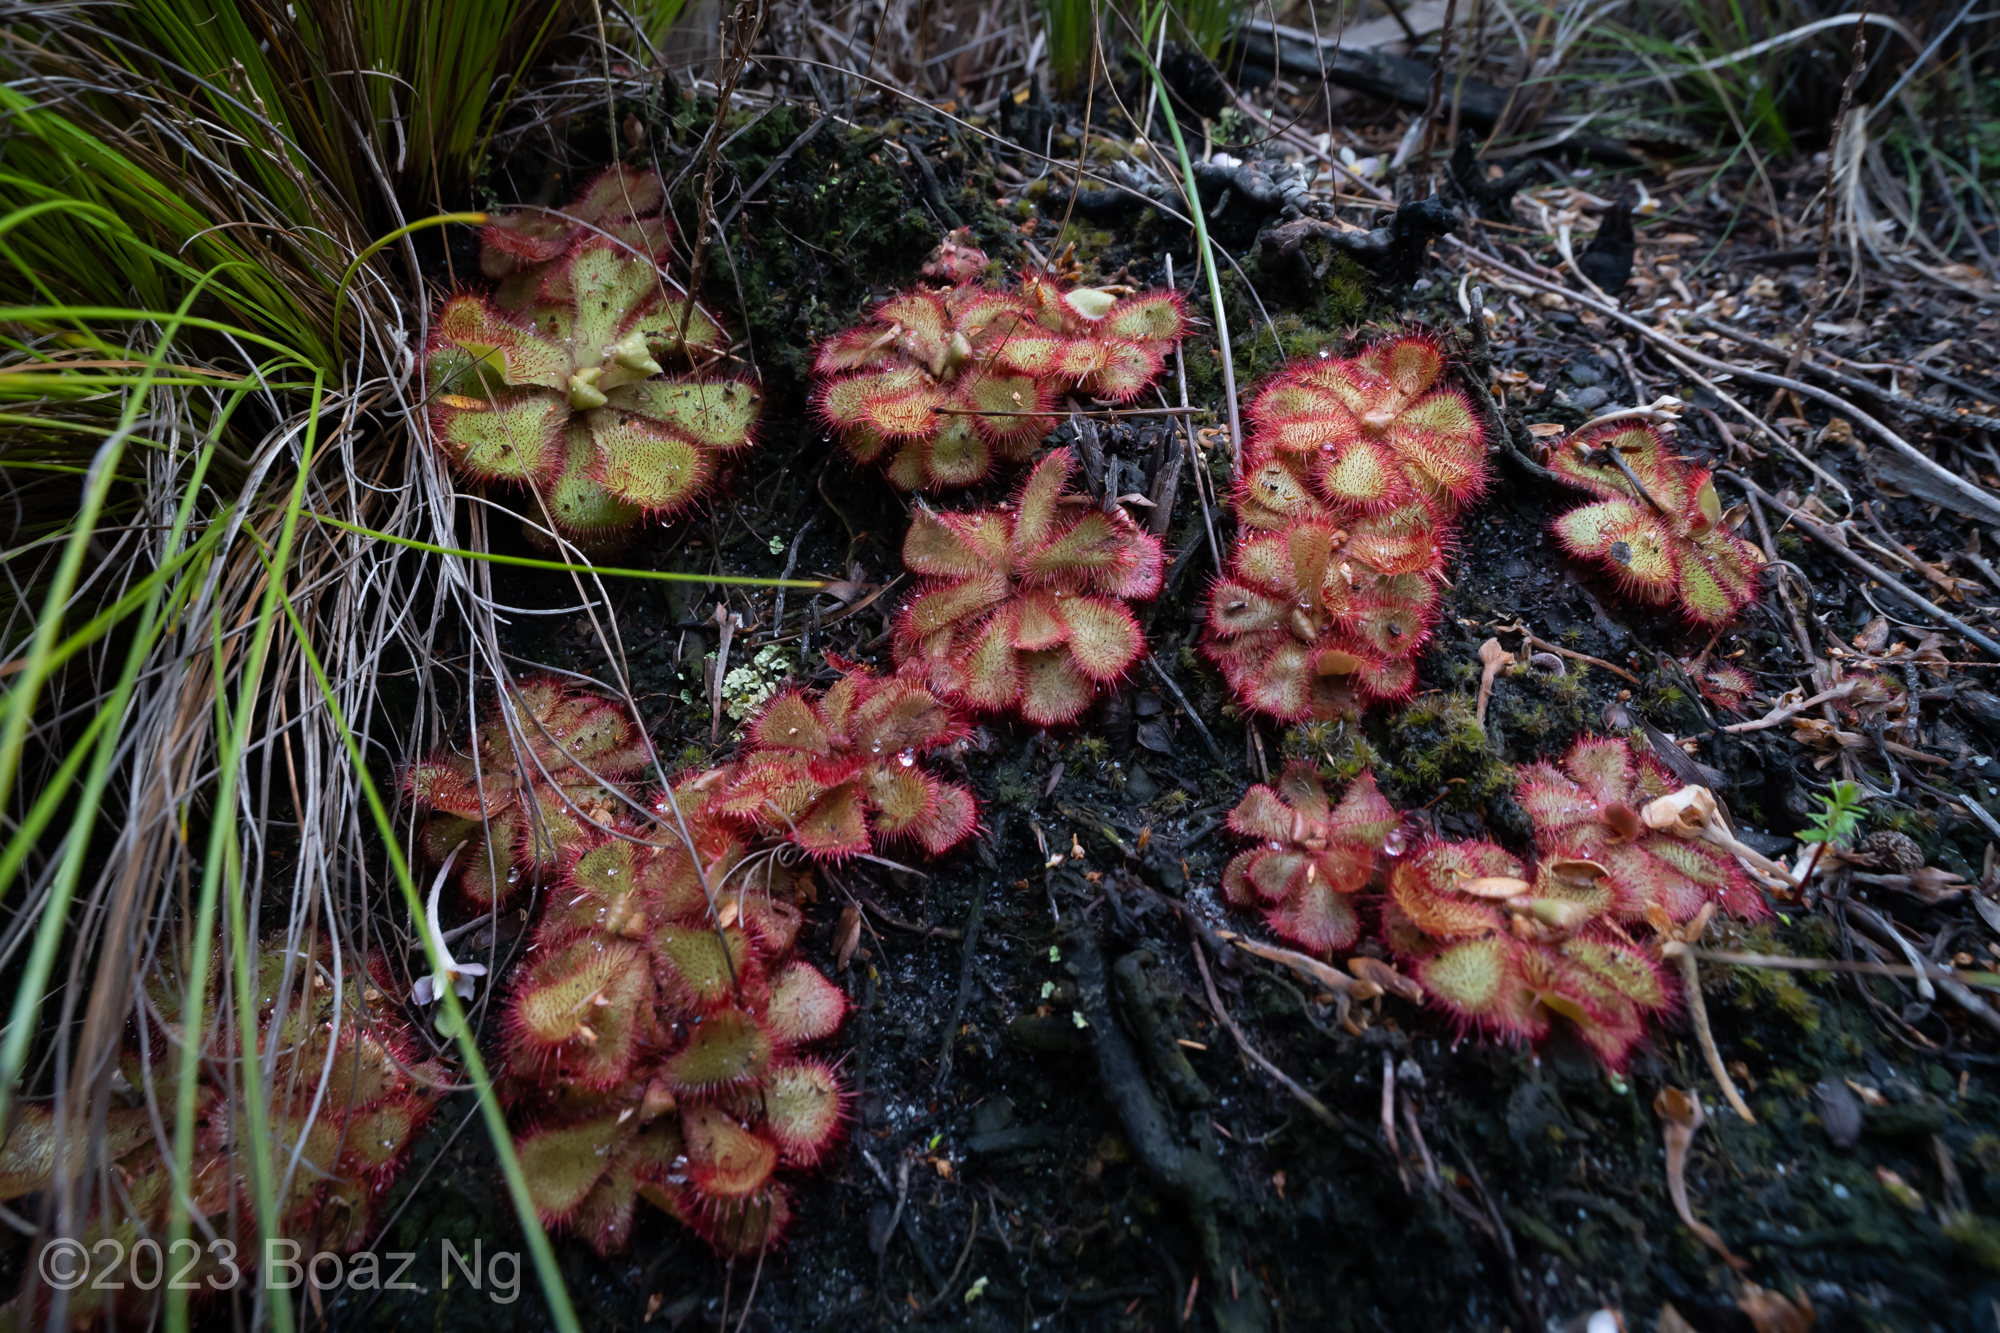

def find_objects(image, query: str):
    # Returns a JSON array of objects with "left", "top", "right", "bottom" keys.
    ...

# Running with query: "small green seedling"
[
  {"left": 1797, "top": 779, "right": 1865, "bottom": 885},
  {"left": 1800, "top": 780, "right": 1865, "bottom": 847}
]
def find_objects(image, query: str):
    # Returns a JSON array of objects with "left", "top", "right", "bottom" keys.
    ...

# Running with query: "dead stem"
[
  {"left": 1653, "top": 1087, "right": 1747, "bottom": 1270},
  {"left": 1720, "top": 680, "right": 1861, "bottom": 733},
  {"left": 1187, "top": 919, "right": 1337, "bottom": 1130},
  {"left": 1719, "top": 471, "right": 2000, "bottom": 660},
  {"left": 1663, "top": 942, "right": 1756, "bottom": 1124},
  {"left": 1457, "top": 237, "right": 1992, "bottom": 521},
  {"left": 1492, "top": 621, "right": 1640, "bottom": 684}
]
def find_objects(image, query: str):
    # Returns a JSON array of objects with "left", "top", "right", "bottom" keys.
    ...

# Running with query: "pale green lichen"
[{"left": 722, "top": 645, "right": 794, "bottom": 722}]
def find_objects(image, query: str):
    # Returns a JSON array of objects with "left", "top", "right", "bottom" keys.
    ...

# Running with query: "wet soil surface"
[{"left": 326, "top": 94, "right": 2000, "bottom": 1333}]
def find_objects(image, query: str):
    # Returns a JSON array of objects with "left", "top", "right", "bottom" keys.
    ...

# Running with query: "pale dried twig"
[{"left": 1188, "top": 920, "right": 1337, "bottom": 1129}]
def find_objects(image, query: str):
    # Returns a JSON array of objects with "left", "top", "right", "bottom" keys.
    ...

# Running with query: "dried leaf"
[
  {"left": 834, "top": 904, "right": 863, "bottom": 971},
  {"left": 1455, "top": 874, "right": 1534, "bottom": 899},
  {"left": 1735, "top": 1282, "right": 1814, "bottom": 1333},
  {"left": 1347, "top": 955, "right": 1424, "bottom": 1002}
]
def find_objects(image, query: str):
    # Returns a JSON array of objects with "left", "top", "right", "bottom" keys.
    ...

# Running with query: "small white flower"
[{"left": 411, "top": 845, "right": 487, "bottom": 1006}]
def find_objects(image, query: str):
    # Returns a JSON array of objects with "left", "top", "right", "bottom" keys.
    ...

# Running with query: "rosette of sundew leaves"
[
  {"left": 0, "top": 939, "right": 444, "bottom": 1327},
  {"left": 1221, "top": 763, "right": 1400, "bottom": 952},
  {"left": 1548, "top": 421, "right": 1763, "bottom": 627},
  {"left": 479, "top": 164, "right": 674, "bottom": 308},
  {"left": 1514, "top": 735, "right": 1769, "bottom": 924},
  {"left": 1381, "top": 838, "right": 1675, "bottom": 1068},
  {"left": 504, "top": 781, "right": 850, "bottom": 1258},
  {"left": 425, "top": 236, "right": 759, "bottom": 539},
  {"left": 891, "top": 447, "right": 1165, "bottom": 724},
  {"left": 812, "top": 240, "right": 1185, "bottom": 491}
]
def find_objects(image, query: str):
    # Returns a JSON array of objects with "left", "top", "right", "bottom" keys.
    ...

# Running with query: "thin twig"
[
  {"left": 716, "top": 110, "right": 832, "bottom": 233},
  {"left": 1774, "top": 11, "right": 1870, "bottom": 403},
  {"left": 1492, "top": 622, "right": 1640, "bottom": 684},
  {"left": 918, "top": 1200, "right": 980, "bottom": 1312},
  {"left": 1599, "top": 441, "right": 1671, "bottom": 516},
  {"left": 1719, "top": 472, "right": 2000, "bottom": 659},
  {"left": 1381, "top": 1050, "right": 1408, "bottom": 1194},
  {"left": 1187, "top": 919, "right": 1337, "bottom": 1129},
  {"left": 1665, "top": 943, "right": 1756, "bottom": 1124},
  {"left": 770, "top": 512, "right": 818, "bottom": 642},
  {"left": 1720, "top": 680, "right": 1861, "bottom": 733},
  {"left": 1668, "top": 943, "right": 2000, "bottom": 988},
  {"left": 1455, "top": 239, "right": 2000, "bottom": 524},
  {"left": 1144, "top": 654, "right": 1229, "bottom": 768},
  {"left": 932, "top": 405, "right": 1201, "bottom": 418}
]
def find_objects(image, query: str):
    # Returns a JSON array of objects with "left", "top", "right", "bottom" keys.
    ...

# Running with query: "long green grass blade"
[
  {"left": 0, "top": 524, "right": 225, "bottom": 904},
  {"left": 174, "top": 371, "right": 329, "bottom": 1333},
  {"left": 259, "top": 552, "right": 584, "bottom": 1333},
  {"left": 312, "top": 515, "right": 828, "bottom": 587},
  {"left": 0, "top": 271, "right": 245, "bottom": 984},
  {"left": 1131, "top": 28, "right": 1240, "bottom": 454}
]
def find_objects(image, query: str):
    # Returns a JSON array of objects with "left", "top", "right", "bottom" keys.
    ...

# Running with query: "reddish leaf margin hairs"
[
  {"left": 812, "top": 231, "right": 1186, "bottom": 491},
  {"left": 1548, "top": 420, "right": 1763, "bottom": 627},
  {"left": 714, "top": 660, "right": 981, "bottom": 859},
  {"left": 892, "top": 447, "right": 1165, "bottom": 726},
  {"left": 425, "top": 166, "right": 760, "bottom": 541},
  {"left": 1514, "top": 735, "right": 1770, "bottom": 924},
  {"left": 502, "top": 776, "right": 849, "bottom": 1258},
  {"left": 1222, "top": 763, "right": 1400, "bottom": 953},
  {"left": 1382, "top": 837, "right": 1677, "bottom": 1069},
  {"left": 405, "top": 671, "right": 980, "bottom": 1256},
  {"left": 1215, "top": 736, "right": 1772, "bottom": 1068},
  {"left": 0, "top": 940, "right": 444, "bottom": 1327},
  {"left": 406, "top": 673, "right": 653, "bottom": 908},
  {"left": 1203, "top": 330, "right": 1487, "bottom": 720}
]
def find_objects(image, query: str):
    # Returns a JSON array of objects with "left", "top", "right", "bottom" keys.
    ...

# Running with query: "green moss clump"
[
  {"left": 1767, "top": 1067, "right": 1807, "bottom": 1098},
  {"left": 1068, "top": 736, "right": 1110, "bottom": 766},
  {"left": 1721, "top": 957, "right": 1822, "bottom": 1033},
  {"left": 1282, "top": 718, "right": 1383, "bottom": 788},
  {"left": 1488, "top": 662, "right": 1594, "bottom": 755},
  {"left": 716, "top": 110, "right": 1003, "bottom": 388},
  {"left": 1183, "top": 259, "right": 1378, "bottom": 402},
  {"left": 1050, "top": 223, "right": 1117, "bottom": 266},
  {"left": 1375, "top": 695, "right": 1512, "bottom": 813},
  {"left": 990, "top": 763, "right": 1036, "bottom": 810}
]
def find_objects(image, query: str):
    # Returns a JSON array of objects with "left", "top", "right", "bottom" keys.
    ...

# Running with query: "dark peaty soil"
[{"left": 321, "top": 95, "right": 2000, "bottom": 1333}]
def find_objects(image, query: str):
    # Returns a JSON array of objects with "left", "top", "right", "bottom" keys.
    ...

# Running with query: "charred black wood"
[
  {"left": 1236, "top": 21, "right": 1510, "bottom": 128},
  {"left": 1160, "top": 42, "right": 1231, "bottom": 120},
  {"left": 1112, "top": 950, "right": 1215, "bottom": 1108},
  {"left": 1063, "top": 916, "right": 1269, "bottom": 1333},
  {"left": 1044, "top": 154, "right": 1325, "bottom": 246},
  {"left": 1258, "top": 194, "right": 1457, "bottom": 297},
  {"left": 1449, "top": 131, "right": 1556, "bottom": 217},
  {"left": 1577, "top": 200, "right": 1636, "bottom": 293}
]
